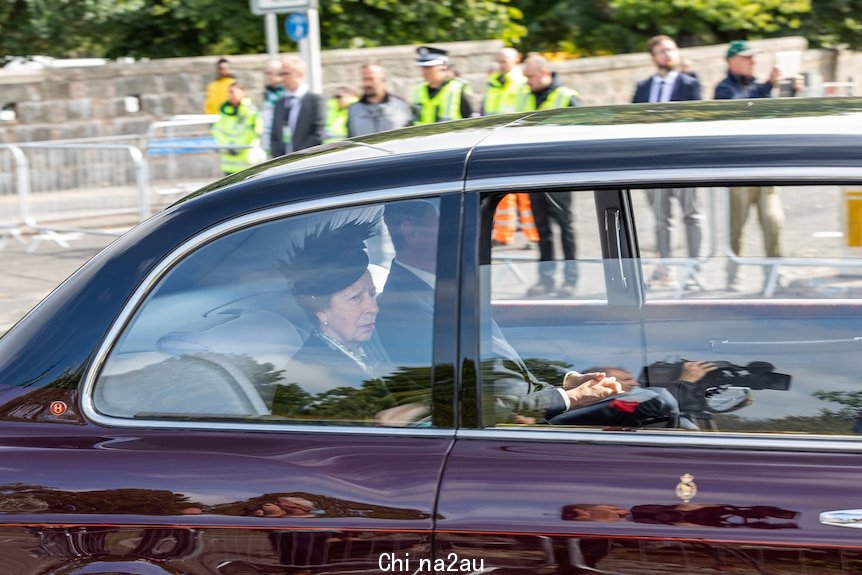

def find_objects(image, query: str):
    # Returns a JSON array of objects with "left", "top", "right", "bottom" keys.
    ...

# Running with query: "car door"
[
  {"left": 1, "top": 192, "right": 460, "bottom": 574},
  {"left": 435, "top": 185, "right": 862, "bottom": 574}
]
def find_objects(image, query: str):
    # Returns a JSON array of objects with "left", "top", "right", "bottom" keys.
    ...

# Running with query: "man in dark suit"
[
  {"left": 376, "top": 199, "right": 621, "bottom": 424},
  {"left": 376, "top": 200, "right": 439, "bottom": 367},
  {"left": 270, "top": 54, "right": 324, "bottom": 157},
  {"left": 632, "top": 35, "right": 703, "bottom": 288},
  {"left": 632, "top": 35, "right": 701, "bottom": 104}
]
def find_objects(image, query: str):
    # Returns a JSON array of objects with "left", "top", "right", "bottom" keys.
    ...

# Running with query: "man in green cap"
[
  {"left": 714, "top": 40, "right": 781, "bottom": 100},
  {"left": 715, "top": 40, "right": 784, "bottom": 291}
]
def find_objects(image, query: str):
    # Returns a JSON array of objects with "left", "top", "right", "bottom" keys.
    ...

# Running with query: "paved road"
[{"left": 0, "top": 233, "right": 113, "bottom": 334}]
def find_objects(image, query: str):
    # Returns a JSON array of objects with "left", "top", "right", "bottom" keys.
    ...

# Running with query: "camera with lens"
[{"left": 639, "top": 360, "right": 791, "bottom": 428}]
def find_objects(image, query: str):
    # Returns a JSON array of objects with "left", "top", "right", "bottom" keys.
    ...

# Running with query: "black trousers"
[{"left": 532, "top": 191, "right": 576, "bottom": 281}]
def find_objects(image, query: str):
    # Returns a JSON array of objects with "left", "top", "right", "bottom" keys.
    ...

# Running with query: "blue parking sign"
[{"left": 286, "top": 12, "right": 309, "bottom": 42}]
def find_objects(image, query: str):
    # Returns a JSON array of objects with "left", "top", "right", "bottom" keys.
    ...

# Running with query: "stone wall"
[{"left": 0, "top": 36, "right": 857, "bottom": 144}]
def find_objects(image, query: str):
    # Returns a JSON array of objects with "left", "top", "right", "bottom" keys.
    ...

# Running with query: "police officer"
[
  {"left": 323, "top": 84, "right": 359, "bottom": 143},
  {"left": 211, "top": 81, "right": 262, "bottom": 175},
  {"left": 485, "top": 48, "right": 537, "bottom": 247},
  {"left": 517, "top": 55, "right": 580, "bottom": 297},
  {"left": 412, "top": 46, "right": 473, "bottom": 125}
]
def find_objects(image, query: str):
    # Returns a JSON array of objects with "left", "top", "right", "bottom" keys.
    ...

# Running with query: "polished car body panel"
[
  {"left": 437, "top": 437, "right": 862, "bottom": 573},
  {"left": 3, "top": 98, "right": 862, "bottom": 573}
]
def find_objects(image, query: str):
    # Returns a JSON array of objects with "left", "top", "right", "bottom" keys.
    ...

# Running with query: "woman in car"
[{"left": 272, "top": 217, "right": 395, "bottom": 421}]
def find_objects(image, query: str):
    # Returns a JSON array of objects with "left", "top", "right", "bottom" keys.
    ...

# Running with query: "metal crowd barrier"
[
  {"left": 0, "top": 117, "right": 253, "bottom": 250},
  {"left": 0, "top": 144, "right": 28, "bottom": 249},
  {"left": 146, "top": 116, "right": 222, "bottom": 201},
  {"left": 15, "top": 142, "right": 149, "bottom": 245},
  {"left": 491, "top": 187, "right": 862, "bottom": 300},
  {"left": 719, "top": 186, "right": 862, "bottom": 297}
]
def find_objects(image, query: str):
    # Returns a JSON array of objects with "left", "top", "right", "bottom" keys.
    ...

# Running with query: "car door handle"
[
  {"left": 603, "top": 208, "right": 627, "bottom": 290},
  {"left": 820, "top": 510, "right": 862, "bottom": 528}
]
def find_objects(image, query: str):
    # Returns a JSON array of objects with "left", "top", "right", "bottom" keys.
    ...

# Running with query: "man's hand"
[
  {"left": 769, "top": 65, "right": 782, "bottom": 86},
  {"left": 563, "top": 371, "right": 604, "bottom": 390},
  {"left": 679, "top": 361, "right": 717, "bottom": 383},
  {"left": 563, "top": 371, "right": 622, "bottom": 408}
]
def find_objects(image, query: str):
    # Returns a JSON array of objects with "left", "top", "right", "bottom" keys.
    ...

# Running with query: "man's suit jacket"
[
  {"left": 376, "top": 261, "right": 568, "bottom": 423},
  {"left": 632, "top": 72, "right": 702, "bottom": 103},
  {"left": 270, "top": 92, "right": 324, "bottom": 157},
  {"left": 375, "top": 261, "right": 435, "bottom": 368}
]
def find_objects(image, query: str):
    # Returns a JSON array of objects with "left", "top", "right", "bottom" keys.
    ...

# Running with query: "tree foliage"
[
  {"left": 0, "top": 0, "right": 524, "bottom": 59},
  {"left": 2, "top": 0, "right": 861, "bottom": 63},
  {"left": 512, "top": 0, "right": 812, "bottom": 55},
  {"left": 800, "top": 0, "right": 862, "bottom": 49},
  {"left": 320, "top": 0, "right": 525, "bottom": 48}
]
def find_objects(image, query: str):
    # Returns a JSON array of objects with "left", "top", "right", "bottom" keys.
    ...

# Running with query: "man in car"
[{"left": 376, "top": 200, "right": 621, "bottom": 424}]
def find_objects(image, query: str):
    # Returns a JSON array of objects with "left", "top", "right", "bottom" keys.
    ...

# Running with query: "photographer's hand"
[{"left": 680, "top": 361, "right": 717, "bottom": 383}]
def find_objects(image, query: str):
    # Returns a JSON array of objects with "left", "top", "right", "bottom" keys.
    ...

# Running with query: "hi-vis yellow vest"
[
  {"left": 412, "top": 79, "right": 467, "bottom": 125},
  {"left": 516, "top": 85, "right": 579, "bottom": 112},
  {"left": 323, "top": 97, "right": 357, "bottom": 143},
  {"left": 483, "top": 69, "right": 526, "bottom": 115},
  {"left": 211, "top": 99, "right": 262, "bottom": 174}
]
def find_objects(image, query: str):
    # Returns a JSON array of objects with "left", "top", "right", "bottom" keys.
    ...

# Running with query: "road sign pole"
[
  {"left": 251, "top": 0, "right": 321, "bottom": 91},
  {"left": 301, "top": 7, "right": 322, "bottom": 93},
  {"left": 264, "top": 13, "right": 279, "bottom": 57}
]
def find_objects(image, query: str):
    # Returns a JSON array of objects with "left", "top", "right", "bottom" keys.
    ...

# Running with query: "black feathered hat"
[{"left": 280, "top": 217, "right": 379, "bottom": 297}]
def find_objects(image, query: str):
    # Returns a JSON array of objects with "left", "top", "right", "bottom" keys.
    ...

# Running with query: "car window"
[
  {"left": 481, "top": 190, "right": 635, "bottom": 428},
  {"left": 480, "top": 186, "right": 862, "bottom": 437},
  {"left": 632, "top": 185, "right": 862, "bottom": 435},
  {"left": 93, "top": 198, "right": 441, "bottom": 428}
]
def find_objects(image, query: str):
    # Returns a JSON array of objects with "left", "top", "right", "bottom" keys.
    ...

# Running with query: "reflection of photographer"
[{"left": 642, "top": 360, "right": 791, "bottom": 430}]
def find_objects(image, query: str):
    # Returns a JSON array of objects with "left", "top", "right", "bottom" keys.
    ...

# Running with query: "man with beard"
[
  {"left": 347, "top": 63, "right": 413, "bottom": 137},
  {"left": 632, "top": 36, "right": 703, "bottom": 288}
]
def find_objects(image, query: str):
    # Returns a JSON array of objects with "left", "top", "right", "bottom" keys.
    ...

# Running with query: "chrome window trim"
[
  {"left": 81, "top": 182, "right": 459, "bottom": 433},
  {"left": 466, "top": 167, "right": 862, "bottom": 192},
  {"left": 457, "top": 428, "right": 862, "bottom": 453}
]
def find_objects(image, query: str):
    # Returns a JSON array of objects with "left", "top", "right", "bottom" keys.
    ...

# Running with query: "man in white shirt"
[
  {"left": 632, "top": 35, "right": 703, "bottom": 287},
  {"left": 269, "top": 55, "right": 324, "bottom": 156}
]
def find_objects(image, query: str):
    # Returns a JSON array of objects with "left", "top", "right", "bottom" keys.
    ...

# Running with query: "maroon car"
[{"left": 3, "top": 98, "right": 862, "bottom": 574}]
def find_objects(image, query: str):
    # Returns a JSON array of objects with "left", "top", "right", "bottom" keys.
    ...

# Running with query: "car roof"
[
  {"left": 467, "top": 98, "right": 862, "bottom": 187},
  {"left": 192, "top": 97, "right": 862, "bottom": 203}
]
